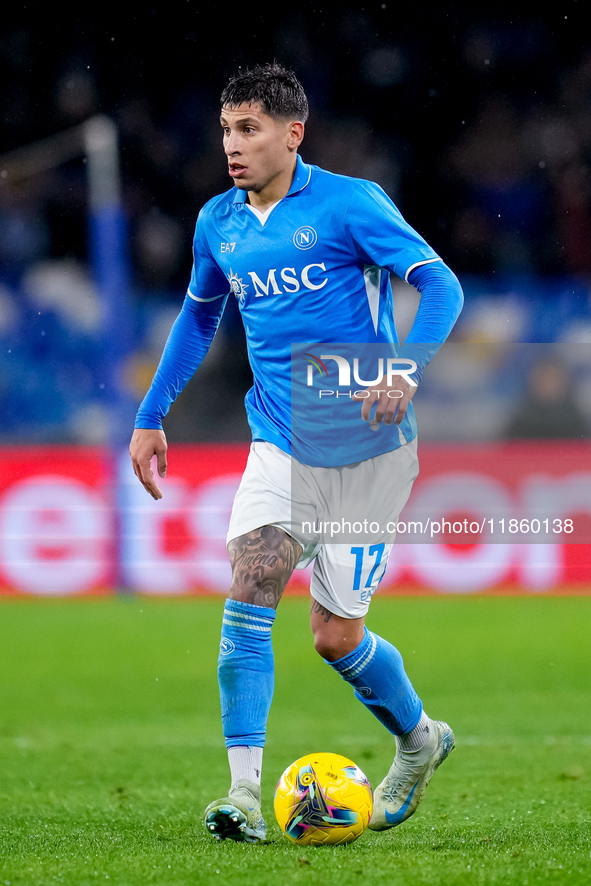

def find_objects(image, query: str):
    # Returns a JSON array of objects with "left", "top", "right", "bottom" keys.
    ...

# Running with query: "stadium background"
[{"left": 1, "top": 4, "right": 590, "bottom": 596}]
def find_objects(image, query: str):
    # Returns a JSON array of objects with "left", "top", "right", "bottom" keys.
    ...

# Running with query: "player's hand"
[
  {"left": 354, "top": 375, "right": 417, "bottom": 428},
  {"left": 129, "top": 428, "right": 168, "bottom": 500}
]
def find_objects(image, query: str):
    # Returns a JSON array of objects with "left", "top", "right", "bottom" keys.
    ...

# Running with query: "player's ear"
[{"left": 286, "top": 120, "right": 305, "bottom": 150}]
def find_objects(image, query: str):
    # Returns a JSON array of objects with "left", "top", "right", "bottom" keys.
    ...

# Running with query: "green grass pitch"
[{"left": 1, "top": 594, "right": 590, "bottom": 885}]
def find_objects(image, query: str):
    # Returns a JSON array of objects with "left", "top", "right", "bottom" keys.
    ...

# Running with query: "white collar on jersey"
[{"left": 244, "top": 200, "right": 281, "bottom": 225}]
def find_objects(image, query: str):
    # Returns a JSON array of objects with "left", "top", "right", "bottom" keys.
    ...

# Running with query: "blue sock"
[
  {"left": 327, "top": 627, "right": 422, "bottom": 735},
  {"left": 218, "top": 599, "right": 276, "bottom": 749}
]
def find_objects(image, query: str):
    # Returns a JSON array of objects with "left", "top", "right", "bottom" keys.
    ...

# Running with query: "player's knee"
[
  {"left": 313, "top": 632, "right": 338, "bottom": 661},
  {"left": 312, "top": 622, "right": 363, "bottom": 662}
]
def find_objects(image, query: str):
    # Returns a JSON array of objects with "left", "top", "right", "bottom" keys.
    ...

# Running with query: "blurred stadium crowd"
[{"left": 1, "top": 6, "right": 590, "bottom": 444}]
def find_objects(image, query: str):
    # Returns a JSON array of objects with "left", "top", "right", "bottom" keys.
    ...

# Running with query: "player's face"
[{"left": 221, "top": 103, "right": 303, "bottom": 205}]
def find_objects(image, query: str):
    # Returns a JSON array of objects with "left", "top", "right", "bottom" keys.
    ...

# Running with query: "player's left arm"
[
  {"left": 357, "top": 261, "right": 463, "bottom": 425},
  {"left": 404, "top": 259, "right": 464, "bottom": 355},
  {"left": 345, "top": 181, "right": 463, "bottom": 424}
]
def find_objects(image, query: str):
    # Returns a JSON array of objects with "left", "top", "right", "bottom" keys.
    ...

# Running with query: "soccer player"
[{"left": 130, "top": 63, "right": 463, "bottom": 842}]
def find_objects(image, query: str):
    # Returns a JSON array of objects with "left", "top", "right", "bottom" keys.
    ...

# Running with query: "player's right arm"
[
  {"left": 130, "top": 428, "right": 168, "bottom": 500},
  {"left": 130, "top": 208, "right": 230, "bottom": 498}
]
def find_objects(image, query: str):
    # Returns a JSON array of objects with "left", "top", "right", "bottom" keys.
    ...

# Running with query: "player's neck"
[{"left": 247, "top": 155, "right": 298, "bottom": 212}]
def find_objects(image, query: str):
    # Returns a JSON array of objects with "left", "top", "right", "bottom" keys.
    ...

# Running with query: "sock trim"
[
  {"left": 222, "top": 615, "right": 273, "bottom": 634},
  {"left": 328, "top": 628, "right": 377, "bottom": 680},
  {"left": 223, "top": 599, "right": 276, "bottom": 634}
]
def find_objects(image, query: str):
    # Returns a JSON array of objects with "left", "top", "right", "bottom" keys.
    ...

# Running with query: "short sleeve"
[
  {"left": 187, "top": 209, "right": 230, "bottom": 301},
  {"left": 344, "top": 181, "right": 440, "bottom": 282}
]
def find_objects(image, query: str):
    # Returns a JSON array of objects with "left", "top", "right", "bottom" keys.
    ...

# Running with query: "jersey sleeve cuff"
[{"left": 403, "top": 257, "right": 441, "bottom": 283}]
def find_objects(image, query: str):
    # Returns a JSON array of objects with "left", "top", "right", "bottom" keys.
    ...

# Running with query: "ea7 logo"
[
  {"left": 249, "top": 263, "right": 328, "bottom": 297},
  {"left": 221, "top": 242, "right": 236, "bottom": 253}
]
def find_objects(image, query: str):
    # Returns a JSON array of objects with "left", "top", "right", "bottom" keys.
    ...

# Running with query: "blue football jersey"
[{"left": 187, "top": 155, "right": 443, "bottom": 466}]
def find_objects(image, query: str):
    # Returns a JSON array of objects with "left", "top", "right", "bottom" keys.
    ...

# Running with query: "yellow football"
[{"left": 274, "top": 751, "right": 373, "bottom": 845}]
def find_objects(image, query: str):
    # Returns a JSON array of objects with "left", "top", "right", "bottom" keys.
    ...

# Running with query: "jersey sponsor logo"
[
  {"left": 248, "top": 263, "right": 328, "bottom": 297},
  {"left": 221, "top": 241, "right": 237, "bottom": 253},
  {"left": 293, "top": 225, "right": 318, "bottom": 250},
  {"left": 227, "top": 269, "right": 249, "bottom": 303}
]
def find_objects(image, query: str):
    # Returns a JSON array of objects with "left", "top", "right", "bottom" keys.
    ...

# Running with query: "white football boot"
[
  {"left": 204, "top": 779, "right": 267, "bottom": 842},
  {"left": 369, "top": 720, "right": 455, "bottom": 831}
]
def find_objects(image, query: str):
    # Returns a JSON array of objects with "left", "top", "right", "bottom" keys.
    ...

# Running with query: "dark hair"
[{"left": 221, "top": 62, "right": 309, "bottom": 123}]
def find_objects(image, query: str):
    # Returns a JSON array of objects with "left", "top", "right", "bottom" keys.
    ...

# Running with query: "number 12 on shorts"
[{"left": 350, "top": 544, "right": 386, "bottom": 593}]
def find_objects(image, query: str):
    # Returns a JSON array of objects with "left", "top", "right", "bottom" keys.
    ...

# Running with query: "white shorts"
[{"left": 227, "top": 440, "right": 419, "bottom": 619}]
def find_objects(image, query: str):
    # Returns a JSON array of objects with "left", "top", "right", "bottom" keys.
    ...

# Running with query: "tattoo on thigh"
[
  {"left": 228, "top": 525, "right": 302, "bottom": 609},
  {"left": 310, "top": 600, "right": 334, "bottom": 623}
]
